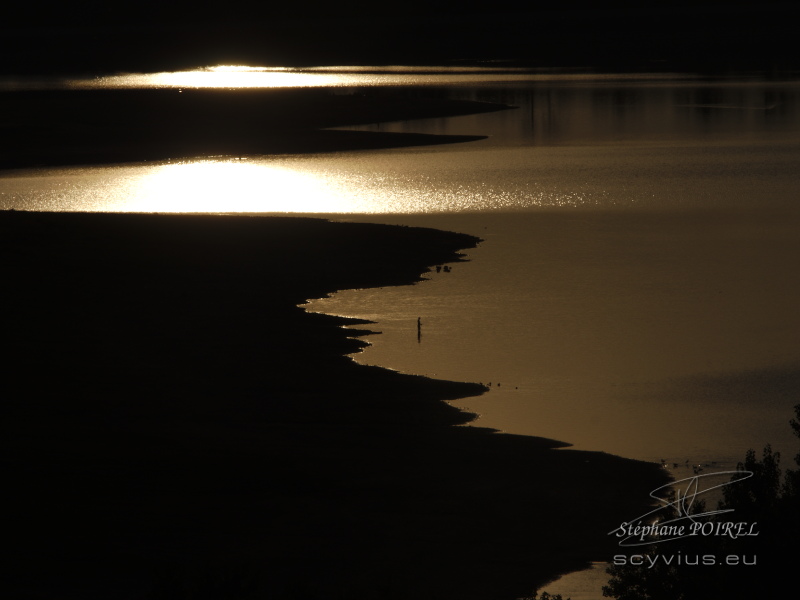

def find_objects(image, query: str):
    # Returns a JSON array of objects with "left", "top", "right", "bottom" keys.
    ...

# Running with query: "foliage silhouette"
[{"left": 603, "top": 404, "right": 800, "bottom": 599}]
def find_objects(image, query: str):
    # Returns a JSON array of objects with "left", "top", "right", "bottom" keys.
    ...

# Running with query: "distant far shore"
[
  {"left": 0, "top": 87, "right": 508, "bottom": 170},
  {"left": 1, "top": 211, "right": 670, "bottom": 599}
]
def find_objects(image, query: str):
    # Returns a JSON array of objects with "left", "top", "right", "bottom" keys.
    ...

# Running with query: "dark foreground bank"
[{"left": 1, "top": 212, "right": 668, "bottom": 600}]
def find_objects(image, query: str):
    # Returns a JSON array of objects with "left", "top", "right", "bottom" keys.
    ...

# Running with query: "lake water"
[{"left": 3, "top": 68, "right": 799, "bottom": 598}]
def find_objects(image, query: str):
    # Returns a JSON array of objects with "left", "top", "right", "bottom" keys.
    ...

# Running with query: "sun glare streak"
[
  {"left": 2, "top": 155, "right": 602, "bottom": 214},
  {"left": 58, "top": 66, "right": 701, "bottom": 91},
  {"left": 108, "top": 160, "right": 362, "bottom": 213},
  {"left": 74, "top": 68, "right": 345, "bottom": 90},
  {"left": 109, "top": 158, "right": 524, "bottom": 214},
  {"left": 207, "top": 65, "right": 276, "bottom": 72}
]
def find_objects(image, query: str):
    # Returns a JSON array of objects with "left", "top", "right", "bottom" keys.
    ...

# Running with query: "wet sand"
[{"left": 1, "top": 211, "right": 668, "bottom": 599}]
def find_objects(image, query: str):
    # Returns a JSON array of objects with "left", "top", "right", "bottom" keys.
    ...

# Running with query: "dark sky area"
[{"left": 2, "top": 1, "right": 797, "bottom": 73}]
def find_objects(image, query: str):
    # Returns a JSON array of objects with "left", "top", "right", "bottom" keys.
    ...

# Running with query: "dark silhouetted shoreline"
[
  {"left": 0, "top": 88, "right": 508, "bottom": 170},
  {"left": 1, "top": 211, "right": 668, "bottom": 599}
]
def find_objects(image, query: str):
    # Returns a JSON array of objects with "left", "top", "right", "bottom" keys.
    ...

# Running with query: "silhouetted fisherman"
[{"left": 417, "top": 317, "right": 422, "bottom": 343}]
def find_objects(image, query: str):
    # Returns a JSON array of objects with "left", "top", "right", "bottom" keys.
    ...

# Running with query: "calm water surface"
[
  {"left": 3, "top": 70, "right": 798, "bottom": 460},
  {"left": 3, "top": 69, "right": 799, "bottom": 599}
]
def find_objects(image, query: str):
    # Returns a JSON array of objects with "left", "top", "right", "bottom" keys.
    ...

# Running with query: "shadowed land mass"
[
  {"left": 0, "top": 88, "right": 508, "bottom": 170},
  {"left": 1, "top": 212, "right": 668, "bottom": 599}
]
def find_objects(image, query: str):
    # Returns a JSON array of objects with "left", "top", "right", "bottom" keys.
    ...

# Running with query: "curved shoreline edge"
[
  {"left": 1, "top": 211, "right": 669, "bottom": 599},
  {"left": 0, "top": 89, "right": 511, "bottom": 170}
]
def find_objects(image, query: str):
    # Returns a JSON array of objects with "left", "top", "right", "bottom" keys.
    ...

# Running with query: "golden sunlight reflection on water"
[
  {"left": 2, "top": 159, "right": 394, "bottom": 213},
  {"left": 120, "top": 157, "right": 491, "bottom": 214},
  {"left": 115, "top": 160, "right": 346, "bottom": 213},
  {"left": 83, "top": 68, "right": 344, "bottom": 89},
  {"left": 58, "top": 66, "right": 696, "bottom": 90},
  {"left": 2, "top": 152, "right": 600, "bottom": 213}
]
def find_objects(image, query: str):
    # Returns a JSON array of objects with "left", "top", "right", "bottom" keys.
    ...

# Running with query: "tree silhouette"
[{"left": 603, "top": 404, "right": 800, "bottom": 600}]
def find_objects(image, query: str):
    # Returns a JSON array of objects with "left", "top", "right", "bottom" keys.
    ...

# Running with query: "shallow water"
[{"left": 312, "top": 208, "right": 800, "bottom": 465}]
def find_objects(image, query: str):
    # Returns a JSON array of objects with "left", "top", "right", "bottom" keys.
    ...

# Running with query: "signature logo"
[{"left": 609, "top": 471, "right": 760, "bottom": 547}]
